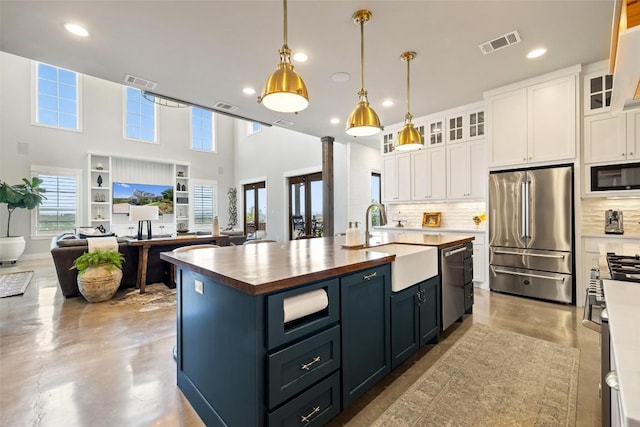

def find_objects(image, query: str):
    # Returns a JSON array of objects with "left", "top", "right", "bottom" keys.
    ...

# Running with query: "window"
[
  {"left": 125, "top": 87, "right": 156, "bottom": 142},
  {"left": 34, "top": 62, "right": 81, "bottom": 130},
  {"left": 192, "top": 181, "right": 217, "bottom": 229},
  {"left": 191, "top": 107, "right": 216, "bottom": 152},
  {"left": 243, "top": 181, "right": 267, "bottom": 239},
  {"left": 31, "top": 166, "right": 81, "bottom": 237},
  {"left": 288, "top": 172, "right": 323, "bottom": 239},
  {"left": 371, "top": 172, "right": 381, "bottom": 226},
  {"left": 247, "top": 121, "right": 262, "bottom": 136}
]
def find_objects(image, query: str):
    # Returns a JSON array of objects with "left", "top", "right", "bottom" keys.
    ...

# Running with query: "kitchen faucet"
[{"left": 365, "top": 203, "right": 388, "bottom": 247}]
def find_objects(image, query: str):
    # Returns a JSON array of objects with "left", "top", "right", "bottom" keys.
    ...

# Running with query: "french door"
[{"left": 289, "top": 173, "right": 323, "bottom": 239}]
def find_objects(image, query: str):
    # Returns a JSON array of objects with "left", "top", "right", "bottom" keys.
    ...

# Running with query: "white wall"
[
  {"left": 0, "top": 52, "right": 235, "bottom": 256},
  {"left": 233, "top": 122, "right": 380, "bottom": 242}
]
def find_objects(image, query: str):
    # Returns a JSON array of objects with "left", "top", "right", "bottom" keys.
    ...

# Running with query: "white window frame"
[
  {"left": 31, "top": 61, "right": 83, "bottom": 132},
  {"left": 246, "top": 121, "right": 262, "bottom": 136},
  {"left": 30, "top": 165, "right": 82, "bottom": 239},
  {"left": 122, "top": 86, "right": 158, "bottom": 143},
  {"left": 190, "top": 107, "right": 217, "bottom": 153},
  {"left": 191, "top": 179, "right": 218, "bottom": 233}
]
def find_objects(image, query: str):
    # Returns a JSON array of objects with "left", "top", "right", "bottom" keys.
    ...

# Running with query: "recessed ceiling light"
[
  {"left": 330, "top": 118, "right": 340, "bottom": 125},
  {"left": 382, "top": 99, "right": 394, "bottom": 107},
  {"left": 526, "top": 48, "right": 546, "bottom": 59},
  {"left": 331, "top": 72, "right": 350, "bottom": 82},
  {"left": 293, "top": 52, "right": 308, "bottom": 62},
  {"left": 242, "top": 87, "right": 256, "bottom": 95},
  {"left": 64, "top": 23, "right": 89, "bottom": 37}
]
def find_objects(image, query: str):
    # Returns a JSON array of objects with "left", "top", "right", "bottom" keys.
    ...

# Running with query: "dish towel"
[
  {"left": 87, "top": 236, "right": 118, "bottom": 253},
  {"left": 283, "top": 289, "right": 329, "bottom": 323}
]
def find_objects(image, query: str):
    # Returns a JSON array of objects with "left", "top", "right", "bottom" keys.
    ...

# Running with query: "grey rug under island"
[{"left": 372, "top": 323, "right": 579, "bottom": 426}]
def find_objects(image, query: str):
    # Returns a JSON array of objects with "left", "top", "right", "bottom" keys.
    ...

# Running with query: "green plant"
[
  {"left": 71, "top": 249, "right": 125, "bottom": 276},
  {"left": 0, "top": 177, "right": 46, "bottom": 237}
]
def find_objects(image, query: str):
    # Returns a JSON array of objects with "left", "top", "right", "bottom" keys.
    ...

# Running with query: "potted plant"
[
  {"left": 0, "top": 177, "right": 46, "bottom": 262},
  {"left": 72, "top": 249, "right": 125, "bottom": 302}
]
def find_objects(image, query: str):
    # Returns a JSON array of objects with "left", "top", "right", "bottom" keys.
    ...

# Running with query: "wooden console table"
[{"left": 128, "top": 234, "right": 229, "bottom": 293}]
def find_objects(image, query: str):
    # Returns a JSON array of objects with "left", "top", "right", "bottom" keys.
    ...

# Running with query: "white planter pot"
[{"left": 0, "top": 236, "right": 26, "bottom": 262}]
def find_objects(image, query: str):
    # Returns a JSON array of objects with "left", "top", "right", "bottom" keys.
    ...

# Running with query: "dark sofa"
[{"left": 50, "top": 233, "right": 140, "bottom": 298}]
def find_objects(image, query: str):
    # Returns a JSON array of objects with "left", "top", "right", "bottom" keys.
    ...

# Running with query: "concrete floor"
[{"left": 0, "top": 258, "right": 600, "bottom": 426}]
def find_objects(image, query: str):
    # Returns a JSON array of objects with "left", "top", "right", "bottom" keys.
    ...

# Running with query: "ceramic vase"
[{"left": 77, "top": 265, "right": 122, "bottom": 303}]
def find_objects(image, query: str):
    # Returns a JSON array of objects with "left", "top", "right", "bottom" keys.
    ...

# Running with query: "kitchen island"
[{"left": 161, "top": 234, "right": 473, "bottom": 426}]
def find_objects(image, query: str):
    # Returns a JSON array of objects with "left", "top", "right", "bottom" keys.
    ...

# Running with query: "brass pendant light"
[
  {"left": 258, "top": 0, "right": 309, "bottom": 113},
  {"left": 395, "top": 51, "right": 423, "bottom": 151},
  {"left": 346, "top": 9, "right": 382, "bottom": 137}
]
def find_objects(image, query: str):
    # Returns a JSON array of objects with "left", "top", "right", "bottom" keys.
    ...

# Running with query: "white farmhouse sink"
[{"left": 363, "top": 244, "right": 438, "bottom": 292}]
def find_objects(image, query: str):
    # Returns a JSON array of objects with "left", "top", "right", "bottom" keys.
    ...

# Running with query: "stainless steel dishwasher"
[{"left": 441, "top": 244, "right": 467, "bottom": 330}]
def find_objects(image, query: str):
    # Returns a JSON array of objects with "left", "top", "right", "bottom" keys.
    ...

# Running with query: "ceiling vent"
[
  {"left": 273, "top": 119, "right": 294, "bottom": 126},
  {"left": 213, "top": 101, "right": 239, "bottom": 112},
  {"left": 479, "top": 30, "right": 521, "bottom": 55},
  {"left": 124, "top": 74, "right": 157, "bottom": 90}
]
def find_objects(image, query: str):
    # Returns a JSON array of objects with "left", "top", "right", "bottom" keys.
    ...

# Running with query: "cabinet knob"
[
  {"left": 629, "top": 152, "right": 634, "bottom": 156},
  {"left": 528, "top": 157, "right": 532, "bottom": 160},
  {"left": 523, "top": 158, "right": 526, "bottom": 161},
  {"left": 622, "top": 153, "right": 626, "bottom": 156}
]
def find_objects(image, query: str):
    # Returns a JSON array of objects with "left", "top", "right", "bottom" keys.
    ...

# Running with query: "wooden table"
[{"left": 128, "top": 234, "right": 229, "bottom": 293}]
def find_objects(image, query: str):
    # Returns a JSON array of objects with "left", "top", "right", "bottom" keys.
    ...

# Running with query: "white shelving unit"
[
  {"left": 175, "top": 164, "right": 190, "bottom": 233},
  {"left": 88, "top": 154, "right": 111, "bottom": 229}
]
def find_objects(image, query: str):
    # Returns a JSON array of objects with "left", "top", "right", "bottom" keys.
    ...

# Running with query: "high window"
[
  {"left": 192, "top": 181, "right": 217, "bottom": 230},
  {"left": 125, "top": 87, "right": 157, "bottom": 142},
  {"left": 34, "top": 62, "right": 81, "bottom": 130},
  {"left": 191, "top": 107, "right": 216, "bottom": 152},
  {"left": 288, "top": 172, "right": 323, "bottom": 239},
  {"left": 247, "top": 121, "right": 262, "bottom": 136},
  {"left": 31, "top": 166, "right": 81, "bottom": 236},
  {"left": 243, "top": 181, "right": 267, "bottom": 239}
]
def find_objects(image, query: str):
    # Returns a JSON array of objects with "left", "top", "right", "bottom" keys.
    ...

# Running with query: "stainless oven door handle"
[
  {"left": 581, "top": 293, "right": 601, "bottom": 332},
  {"left": 493, "top": 250, "right": 565, "bottom": 259},
  {"left": 493, "top": 268, "right": 565, "bottom": 282},
  {"left": 444, "top": 246, "right": 467, "bottom": 257}
]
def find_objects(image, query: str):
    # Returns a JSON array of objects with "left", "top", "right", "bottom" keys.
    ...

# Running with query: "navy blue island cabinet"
[
  {"left": 390, "top": 276, "right": 440, "bottom": 369},
  {"left": 175, "top": 263, "right": 392, "bottom": 426}
]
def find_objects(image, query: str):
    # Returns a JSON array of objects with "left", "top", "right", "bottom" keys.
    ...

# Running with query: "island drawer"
[
  {"left": 267, "top": 325, "right": 341, "bottom": 408},
  {"left": 463, "top": 257, "right": 473, "bottom": 283},
  {"left": 267, "top": 279, "right": 339, "bottom": 350},
  {"left": 267, "top": 370, "right": 341, "bottom": 427},
  {"left": 464, "top": 282, "right": 474, "bottom": 312}
]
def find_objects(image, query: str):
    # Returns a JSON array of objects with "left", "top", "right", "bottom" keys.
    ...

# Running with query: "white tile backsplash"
[
  {"left": 386, "top": 201, "right": 487, "bottom": 230},
  {"left": 581, "top": 198, "right": 640, "bottom": 234}
]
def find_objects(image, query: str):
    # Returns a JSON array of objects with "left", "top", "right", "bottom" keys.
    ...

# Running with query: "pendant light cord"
[
  {"left": 406, "top": 57, "right": 411, "bottom": 117},
  {"left": 283, "top": 0, "right": 288, "bottom": 47},
  {"left": 360, "top": 18, "right": 365, "bottom": 95}
]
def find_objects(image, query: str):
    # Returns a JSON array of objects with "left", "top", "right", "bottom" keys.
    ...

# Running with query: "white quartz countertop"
[
  {"left": 602, "top": 279, "right": 640, "bottom": 427},
  {"left": 375, "top": 226, "right": 486, "bottom": 234}
]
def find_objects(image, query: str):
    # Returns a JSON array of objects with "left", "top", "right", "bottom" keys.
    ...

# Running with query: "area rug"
[
  {"left": 0, "top": 271, "right": 34, "bottom": 298},
  {"left": 110, "top": 283, "right": 176, "bottom": 312},
  {"left": 372, "top": 323, "right": 579, "bottom": 427}
]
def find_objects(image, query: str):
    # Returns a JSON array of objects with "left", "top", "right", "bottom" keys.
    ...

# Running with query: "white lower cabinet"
[{"left": 411, "top": 147, "right": 446, "bottom": 201}]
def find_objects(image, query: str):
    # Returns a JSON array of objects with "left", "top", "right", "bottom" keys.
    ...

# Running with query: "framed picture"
[{"left": 422, "top": 212, "right": 442, "bottom": 228}]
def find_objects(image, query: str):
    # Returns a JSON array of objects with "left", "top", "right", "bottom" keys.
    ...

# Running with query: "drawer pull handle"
[
  {"left": 363, "top": 272, "right": 377, "bottom": 280},
  {"left": 300, "top": 356, "right": 321, "bottom": 371},
  {"left": 300, "top": 406, "right": 321, "bottom": 423}
]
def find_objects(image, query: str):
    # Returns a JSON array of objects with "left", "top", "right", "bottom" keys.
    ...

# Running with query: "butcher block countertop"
[{"left": 161, "top": 233, "right": 474, "bottom": 295}]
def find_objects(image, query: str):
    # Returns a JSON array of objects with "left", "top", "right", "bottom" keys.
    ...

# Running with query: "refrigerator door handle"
[
  {"left": 520, "top": 181, "right": 527, "bottom": 239},
  {"left": 493, "top": 268, "right": 565, "bottom": 282},
  {"left": 493, "top": 250, "right": 565, "bottom": 259},
  {"left": 525, "top": 181, "right": 531, "bottom": 238}
]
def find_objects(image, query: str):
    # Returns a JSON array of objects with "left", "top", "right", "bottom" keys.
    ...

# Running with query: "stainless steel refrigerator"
[{"left": 488, "top": 165, "right": 574, "bottom": 304}]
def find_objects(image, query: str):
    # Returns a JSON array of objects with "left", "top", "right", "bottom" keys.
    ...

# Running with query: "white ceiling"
[{"left": 0, "top": 1, "right": 614, "bottom": 147}]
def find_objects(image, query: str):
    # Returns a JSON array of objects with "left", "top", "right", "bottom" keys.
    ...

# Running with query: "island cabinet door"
[
  {"left": 390, "top": 284, "right": 420, "bottom": 370},
  {"left": 340, "top": 264, "right": 391, "bottom": 408},
  {"left": 419, "top": 276, "right": 440, "bottom": 347}
]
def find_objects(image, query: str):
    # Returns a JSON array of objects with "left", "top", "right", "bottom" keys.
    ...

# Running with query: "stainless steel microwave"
[{"left": 590, "top": 162, "right": 640, "bottom": 191}]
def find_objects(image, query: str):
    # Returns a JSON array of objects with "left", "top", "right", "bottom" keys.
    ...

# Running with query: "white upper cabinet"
[
  {"left": 467, "top": 108, "right": 485, "bottom": 141},
  {"left": 425, "top": 117, "right": 445, "bottom": 148},
  {"left": 447, "top": 139, "right": 486, "bottom": 199},
  {"left": 485, "top": 68, "right": 578, "bottom": 168},
  {"left": 446, "top": 107, "right": 485, "bottom": 144},
  {"left": 446, "top": 113, "right": 465, "bottom": 144},
  {"left": 411, "top": 147, "right": 446, "bottom": 201},
  {"left": 584, "top": 70, "right": 613, "bottom": 116},
  {"left": 628, "top": 109, "right": 640, "bottom": 161},
  {"left": 380, "top": 125, "right": 401, "bottom": 156},
  {"left": 382, "top": 152, "right": 411, "bottom": 202},
  {"left": 584, "top": 113, "right": 628, "bottom": 163}
]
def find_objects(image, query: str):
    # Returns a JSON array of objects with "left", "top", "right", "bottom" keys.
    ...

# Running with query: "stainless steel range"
[{"left": 582, "top": 250, "right": 640, "bottom": 427}]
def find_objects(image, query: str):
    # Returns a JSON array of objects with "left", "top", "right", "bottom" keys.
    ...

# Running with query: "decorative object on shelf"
[
  {"left": 95, "top": 163, "right": 104, "bottom": 170},
  {"left": 97, "top": 175, "right": 103, "bottom": 187},
  {"left": 0, "top": 177, "right": 46, "bottom": 262},
  {"left": 96, "top": 225, "right": 106, "bottom": 234},
  {"left": 257, "top": 0, "right": 309, "bottom": 113},
  {"left": 395, "top": 51, "right": 423, "bottom": 151},
  {"left": 130, "top": 205, "right": 159, "bottom": 240},
  {"left": 422, "top": 212, "right": 442, "bottom": 228},
  {"left": 95, "top": 207, "right": 104, "bottom": 220},
  {"left": 177, "top": 171, "right": 184, "bottom": 177},
  {"left": 227, "top": 187, "right": 237, "bottom": 228},
  {"left": 72, "top": 249, "right": 124, "bottom": 303},
  {"left": 177, "top": 223, "right": 188, "bottom": 233},
  {"left": 181, "top": 184, "right": 186, "bottom": 191},
  {"left": 94, "top": 193, "right": 106, "bottom": 202},
  {"left": 213, "top": 216, "right": 220, "bottom": 236},
  {"left": 178, "top": 208, "right": 184, "bottom": 218},
  {"left": 346, "top": 9, "right": 382, "bottom": 137},
  {"left": 472, "top": 212, "right": 487, "bottom": 228},
  {"left": 176, "top": 182, "right": 181, "bottom": 190}
]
